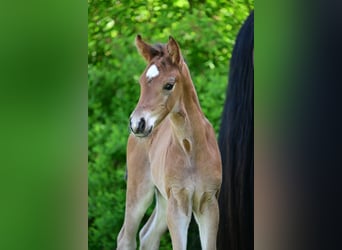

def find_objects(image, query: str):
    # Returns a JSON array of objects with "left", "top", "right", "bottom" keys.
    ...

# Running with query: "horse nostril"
[{"left": 137, "top": 118, "right": 146, "bottom": 133}]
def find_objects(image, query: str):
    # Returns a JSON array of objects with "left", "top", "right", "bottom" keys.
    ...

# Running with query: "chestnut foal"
[{"left": 117, "top": 35, "right": 222, "bottom": 250}]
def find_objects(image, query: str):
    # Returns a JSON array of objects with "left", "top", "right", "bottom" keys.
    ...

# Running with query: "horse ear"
[
  {"left": 135, "top": 34, "right": 158, "bottom": 62},
  {"left": 167, "top": 36, "right": 182, "bottom": 65}
]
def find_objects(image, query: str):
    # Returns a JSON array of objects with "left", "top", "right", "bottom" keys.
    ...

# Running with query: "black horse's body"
[{"left": 217, "top": 11, "right": 254, "bottom": 250}]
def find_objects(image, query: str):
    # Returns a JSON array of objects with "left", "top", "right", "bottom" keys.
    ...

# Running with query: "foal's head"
[{"left": 129, "top": 35, "right": 186, "bottom": 137}]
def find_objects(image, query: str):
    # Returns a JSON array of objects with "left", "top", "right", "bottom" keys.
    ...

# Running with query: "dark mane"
[
  {"left": 150, "top": 42, "right": 188, "bottom": 68},
  {"left": 217, "top": 11, "right": 254, "bottom": 250},
  {"left": 151, "top": 43, "right": 165, "bottom": 57}
]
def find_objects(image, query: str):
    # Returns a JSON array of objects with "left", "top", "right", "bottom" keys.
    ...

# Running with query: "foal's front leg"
[
  {"left": 117, "top": 136, "right": 154, "bottom": 250},
  {"left": 139, "top": 189, "right": 168, "bottom": 250},
  {"left": 167, "top": 187, "right": 192, "bottom": 250},
  {"left": 193, "top": 191, "right": 220, "bottom": 250}
]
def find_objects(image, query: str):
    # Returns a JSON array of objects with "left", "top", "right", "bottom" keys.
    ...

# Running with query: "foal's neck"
[{"left": 169, "top": 66, "right": 207, "bottom": 150}]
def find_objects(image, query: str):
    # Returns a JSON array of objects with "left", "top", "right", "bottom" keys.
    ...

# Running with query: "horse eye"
[{"left": 163, "top": 83, "right": 174, "bottom": 91}]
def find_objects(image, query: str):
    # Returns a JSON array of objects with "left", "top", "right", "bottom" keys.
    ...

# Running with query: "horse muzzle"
[{"left": 129, "top": 116, "right": 154, "bottom": 137}]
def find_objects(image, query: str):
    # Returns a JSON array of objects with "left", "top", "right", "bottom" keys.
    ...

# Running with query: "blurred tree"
[{"left": 88, "top": 0, "right": 253, "bottom": 249}]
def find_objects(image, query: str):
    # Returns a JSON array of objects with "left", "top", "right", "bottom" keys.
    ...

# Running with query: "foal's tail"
[{"left": 217, "top": 11, "right": 254, "bottom": 250}]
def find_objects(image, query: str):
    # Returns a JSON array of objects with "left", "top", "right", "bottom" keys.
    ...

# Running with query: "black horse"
[{"left": 217, "top": 11, "right": 254, "bottom": 250}]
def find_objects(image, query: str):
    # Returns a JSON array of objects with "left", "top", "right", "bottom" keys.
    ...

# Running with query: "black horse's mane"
[{"left": 217, "top": 11, "right": 254, "bottom": 250}]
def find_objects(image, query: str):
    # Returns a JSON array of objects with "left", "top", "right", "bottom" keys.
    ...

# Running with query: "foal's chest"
[{"left": 148, "top": 131, "right": 196, "bottom": 192}]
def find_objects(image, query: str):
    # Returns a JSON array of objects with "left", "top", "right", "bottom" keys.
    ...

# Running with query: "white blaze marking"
[{"left": 146, "top": 64, "right": 159, "bottom": 79}]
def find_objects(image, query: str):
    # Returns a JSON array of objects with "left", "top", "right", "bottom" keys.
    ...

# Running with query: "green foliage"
[{"left": 88, "top": 0, "right": 253, "bottom": 249}]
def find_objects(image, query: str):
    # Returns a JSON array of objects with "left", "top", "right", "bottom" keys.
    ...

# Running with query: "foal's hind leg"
[
  {"left": 117, "top": 136, "right": 154, "bottom": 250},
  {"left": 139, "top": 189, "right": 168, "bottom": 250},
  {"left": 193, "top": 191, "right": 220, "bottom": 250}
]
